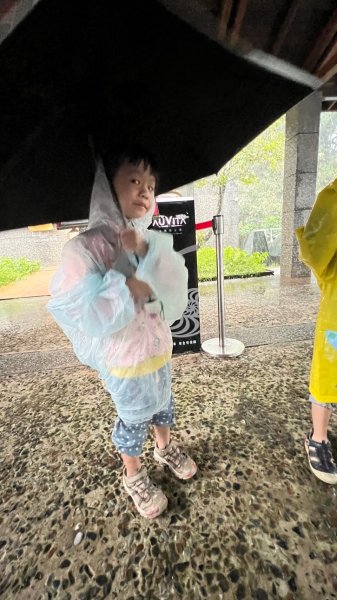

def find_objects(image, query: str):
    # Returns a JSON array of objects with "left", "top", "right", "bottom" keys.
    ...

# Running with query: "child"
[
  {"left": 297, "top": 178, "right": 337, "bottom": 484},
  {"left": 48, "top": 148, "right": 197, "bottom": 517}
]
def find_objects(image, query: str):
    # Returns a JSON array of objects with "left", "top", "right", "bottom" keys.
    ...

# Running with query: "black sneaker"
[{"left": 305, "top": 432, "right": 337, "bottom": 484}]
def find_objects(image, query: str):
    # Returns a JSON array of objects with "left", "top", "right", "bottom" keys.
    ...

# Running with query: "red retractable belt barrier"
[{"left": 195, "top": 220, "right": 212, "bottom": 230}]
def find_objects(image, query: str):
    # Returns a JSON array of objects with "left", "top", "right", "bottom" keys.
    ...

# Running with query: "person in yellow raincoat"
[{"left": 297, "top": 178, "right": 337, "bottom": 484}]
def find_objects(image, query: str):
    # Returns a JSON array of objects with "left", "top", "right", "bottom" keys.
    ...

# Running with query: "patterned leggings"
[{"left": 111, "top": 395, "right": 175, "bottom": 456}]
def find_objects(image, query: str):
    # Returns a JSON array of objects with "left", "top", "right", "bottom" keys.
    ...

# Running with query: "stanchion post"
[
  {"left": 201, "top": 214, "right": 245, "bottom": 357},
  {"left": 213, "top": 215, "right": 226, "bottom": 351}
]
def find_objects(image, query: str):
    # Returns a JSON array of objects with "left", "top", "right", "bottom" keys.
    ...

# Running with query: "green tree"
[{"left": 196, "top": 118, "right": 285, "bottom": 242}]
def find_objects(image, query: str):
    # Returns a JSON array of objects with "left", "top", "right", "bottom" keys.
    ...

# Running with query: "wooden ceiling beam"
[
  {"left": 315, "top": 35, "right": 337, "bottom": 71},
  {"left": 303, "top": 7, "right": 337, "bottom": 72},
  {"left": 327, "top": 99, "right": 337, "bottom": 110},
  {"left": 218, "top": 0, "right": 233, "bottom": 41},
  {"left": 0, "top": 0, "right": 19, "bottom": 20},
  {"left": 315, "top": 47, "right": 337, "bottom": 82},
  {"left": 321, "top": 80, "right": 337, "bottom": 98},
  {"left": 217, "top": 0, "right": 233, "bottom": 41},
  {"left": 230, "top": 0, "right": 250, "bottom": 46},
  {"left": 271, "top": 0, "right": 301, "bottom": 57}
]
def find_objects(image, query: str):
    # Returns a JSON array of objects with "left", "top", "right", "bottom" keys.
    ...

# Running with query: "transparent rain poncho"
[
  {"left": 297, "top": 178, "right": 337, "bottom": 403},
  {"left": 48, "top": 161, "right": 188, "bottom": 424}
]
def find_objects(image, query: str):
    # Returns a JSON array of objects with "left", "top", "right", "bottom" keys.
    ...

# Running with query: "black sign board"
[{"left": 152, "top": 196, "right": 201, "bottom": 353}]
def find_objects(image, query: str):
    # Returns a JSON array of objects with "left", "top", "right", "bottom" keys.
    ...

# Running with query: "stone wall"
[
  {"left": 0, "top": 183, "right": 219, "bottom": 265},
  {"left": 0, "top": 227, "right": 70, "bottom": 268}
]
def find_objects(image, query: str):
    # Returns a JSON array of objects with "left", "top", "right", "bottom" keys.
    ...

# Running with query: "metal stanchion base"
[{"left": 202, "top": 337, "right": 245, "bottom": 357}]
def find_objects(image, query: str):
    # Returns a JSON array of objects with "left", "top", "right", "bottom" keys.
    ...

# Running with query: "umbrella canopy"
[{"left": 0, "top": 0, "right": 319, "bottom": 230}]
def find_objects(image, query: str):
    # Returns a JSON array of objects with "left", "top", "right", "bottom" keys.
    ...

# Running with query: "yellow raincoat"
[{"left": 297, "top": 178, "right": 337, "bottom": 403}]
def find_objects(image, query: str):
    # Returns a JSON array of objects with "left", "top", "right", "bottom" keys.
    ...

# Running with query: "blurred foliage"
[
  {"left": 196, "top": 112, "right": 337, "bottom": 238},
  {"left": 196, "top": 118, "right": 285, "bottom": 234},
  {"left": 0, "top": 257, "right": 41, "bottom": 287},
  {"left": 197, "top": 247, "right": 269, "bottom": 281}
]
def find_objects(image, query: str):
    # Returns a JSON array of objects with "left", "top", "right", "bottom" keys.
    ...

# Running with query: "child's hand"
[
  {"left": 121, "top": 230, "right": 148, "bottom": 257},
  {"left": 126, "top": 276, "right": 153, "bottom": 305}
]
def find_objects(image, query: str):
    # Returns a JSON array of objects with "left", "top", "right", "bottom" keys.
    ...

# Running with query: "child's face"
[{"left": 113, "top": 160, "right": 156, "bottom": 220}]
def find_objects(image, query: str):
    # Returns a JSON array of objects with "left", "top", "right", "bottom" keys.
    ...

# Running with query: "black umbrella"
[{"left": 0, "top": 0, "right": 319, "bottom": 230}]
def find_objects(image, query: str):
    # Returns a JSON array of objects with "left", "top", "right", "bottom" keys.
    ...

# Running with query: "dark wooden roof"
[
  {"left": 158, "top": 0, "right": 337, "bottom": 109},
  {"left": 2, "top": 0, "right": 337, "bottom": 109}
]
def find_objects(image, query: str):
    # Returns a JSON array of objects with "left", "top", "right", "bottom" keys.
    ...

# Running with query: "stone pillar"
[{"left": 280, "top": 91, "right": 322, "bottom": 279}]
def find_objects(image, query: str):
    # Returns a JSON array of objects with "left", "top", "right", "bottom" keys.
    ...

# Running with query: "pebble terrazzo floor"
[{"left": 1, "top": 273, "right": 337, "bottom": 600}]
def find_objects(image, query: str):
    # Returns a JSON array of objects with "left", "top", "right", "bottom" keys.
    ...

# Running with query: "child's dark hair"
[{"left": 105, "top": 145, "right": 160, "bottom": 192}]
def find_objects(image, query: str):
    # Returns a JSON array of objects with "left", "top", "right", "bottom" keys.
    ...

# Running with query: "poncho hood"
[{"left": 88, "top": 160, "right": 155, "bottom": 234}]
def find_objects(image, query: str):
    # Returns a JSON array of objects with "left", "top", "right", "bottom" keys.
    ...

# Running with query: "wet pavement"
[
  {"left": 0, "top": 268, "right": 55, "bottom": 300},
  {"left": 1, "top": 272, "right": 337, "bottom": 600}
]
